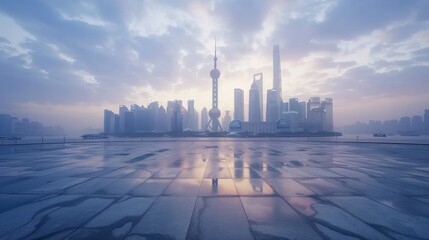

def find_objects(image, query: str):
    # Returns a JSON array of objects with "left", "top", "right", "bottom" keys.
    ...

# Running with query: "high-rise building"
[
  {"left": 289, "top": 98, "right": 299, "bottom": 112},
  {"left": 424, "top": 109, "right": 429, "bottom": 132},
  {"left": 157, "top": 106, "right": 168, "bottom": 132},
  {"left": 398, "top": 116, "right": 412, "bottom": 132},
  {"left": 124, "top": 111, "right": 135, "bottom": 133},
  {"left": 103, "top": 109, "right": 115, "bottom": 134},
  {"left": 148, "top": 101, "right": 159, "bottom": 132},
  {"left": 0, "top": 114, "right": 11, "bottom": 135},
  {"left": 266, "top": 89, "right": 280, "bottom": 122},
  {"left": 298, "top": 101, "right": 307, "bottom": 123},
  {"left": 119, "top": 105, "right": 129, "bottom": 133},
  {"left": 273, "top": 44, "right": 282, "bottom": 101},
  {"left": 411, "top": 115, "right": 424, "bottom": 132},
  {"left": 171, "top": 100, "right": 183, "bottom": 134},
  {"left": 253, "top": 73, "right": 263, "bottom": 121},
  {"left": 383, "top": 119, "right": 398, "bottom": 135},
  {"left": 308, "top": 106, "right": 326, "bottom": 132},
  {"left": 185, "top": 100, "right": 198, "bottom": 130},
  {"left": 201, "top": 107, "right": 208, "bottom": 131},
  {"left": 222, "top": 111, "right": 232, "bottom": 131},
  {"left": 249, "top": 82, "right": 262, "bottom": 123},
  {"left": 234, "top": 88, "right": 244, "bottom": 121},
  {"left": 322, "top": 98, "right": 333, "bottom": 132},
  {"left": 206, "top": 39, "right": 222, "bottom": 131},
  {"left": 307, "top": 97, "right": 321, "bottom": 118}
]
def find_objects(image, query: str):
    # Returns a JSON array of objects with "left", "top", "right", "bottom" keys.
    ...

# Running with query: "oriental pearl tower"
[{"left": 205, "top": 39, "right": 223, "bottom": 132}]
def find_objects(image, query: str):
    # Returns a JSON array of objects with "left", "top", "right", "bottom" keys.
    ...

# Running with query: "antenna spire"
[{"left": 214, "top": 37, "right": 217, "bottom": 69}]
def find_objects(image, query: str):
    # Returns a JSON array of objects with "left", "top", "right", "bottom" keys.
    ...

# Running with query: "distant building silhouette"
[
  {"left": 201, "top": 108, "right": 208, "bottom": 131},
  {"left": 307, "top": 97, "right": 321, "bottom": 118},
  {"left": 253, "top": 73, "right": 263, "bottom": 121},
  {"left": 273, "top": 44, "right": 282, "bottom": 101},
  {"left": 0, "top": 114, "right": 11, "bottom": 135},
  {"left": 425, "top": 109, "right": 429, "bottom": 133},
  {"left": 234, "top": 88, "right": 244, "bottom": 121},
  {"left": 298, "top": 101, "right": 307, "bottom": 123},
  {"left": 222, "top": 111, "right": 232, "bottom": 131},
  {"left": 398, "top": 116, "right": 412, "bottom": 132},
  {"left": 185, "top": 100, "right": 198, "bottom": 131},
  {"left": 103, "top": 109, "right": 115, "bottom": 134},
  {"left": 171, "top": 100, "right": 183, "bottom": 134},
  {"left": 119, "top": 105, "right": 129, "bottom": 133},
  {"left": 322, "top": 98, "right": 333, "bottom": 132},
  {"left": 0, "top": 113, "right": 64, "bottom": 136},
  {"left": 266, "top": 89, "right": 280, "bottom": 122},
  {"left": 411, "top": 115, "right": 424, "bottom": 132},
  {"left": 289, "top": 98, "right": 299, "bottom": 112},
  {"left": 249, "top": 82, "right": 262, "bottom": 123}
]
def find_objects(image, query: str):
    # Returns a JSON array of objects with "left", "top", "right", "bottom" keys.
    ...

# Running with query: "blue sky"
[{"left": 1, "top": 0, "right": 428, "bottom": 131}]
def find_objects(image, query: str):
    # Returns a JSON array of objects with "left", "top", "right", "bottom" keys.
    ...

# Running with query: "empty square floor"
[{"left": 0, "top": 139, "right": 429, "bottom": 239}]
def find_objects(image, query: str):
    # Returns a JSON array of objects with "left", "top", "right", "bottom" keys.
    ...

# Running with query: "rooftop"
[{"left": 0, "top": 139, "right": 429, "bottom": 239}]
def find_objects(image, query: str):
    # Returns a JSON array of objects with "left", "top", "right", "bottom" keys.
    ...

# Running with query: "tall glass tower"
[
  {"left": 234, "top": 88, "right": 244, "bottom": 121},
  {"left": 273, "top": 44, "right": 282, "bottom": 100}
]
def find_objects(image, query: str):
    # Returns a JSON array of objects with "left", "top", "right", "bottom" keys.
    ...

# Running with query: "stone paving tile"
[
  {"left": 241, "top": 197, "right": 322, "bottom": 239},
  {"left": 0, "top": 140, "right": 428, "bottom": 239},
  {"left": 131, "top": 196, "right": 196, "bottom": 240},
  {"left": 131, "top": 179, "right": 172, "bottom": 196},
  {"left": 265, "top": 178, "right": 315, "bottom": 196},
  {"left": 187, "top": 197, "right": 254, "bottom": 240},
  {"left": 163, "top": 179, "right": 202, "bottom": 196}
]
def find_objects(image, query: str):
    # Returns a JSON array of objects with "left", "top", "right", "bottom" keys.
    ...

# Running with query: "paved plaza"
[{"left": 0, "top": 139, "right": 429, "bottom": 239}]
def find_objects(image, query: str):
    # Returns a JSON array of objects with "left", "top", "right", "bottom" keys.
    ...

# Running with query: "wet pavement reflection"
[{"left": 0, "top": 139, "right": 429, "bottom": 239}]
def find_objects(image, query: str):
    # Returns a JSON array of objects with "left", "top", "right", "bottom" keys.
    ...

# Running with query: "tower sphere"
[
  {"left": 209, "top": 108, "right": 221, "bottom": 118},
  {"left": 210, "top": 69, "right": 220, "bottom": 79}
]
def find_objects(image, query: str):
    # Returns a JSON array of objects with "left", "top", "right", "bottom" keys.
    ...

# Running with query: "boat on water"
[
  {"left": 81, "top": 134, "right": 108, "bottom": 139},
  {"left": 373, "top": 133, "right": 387, "bottom": 137}
]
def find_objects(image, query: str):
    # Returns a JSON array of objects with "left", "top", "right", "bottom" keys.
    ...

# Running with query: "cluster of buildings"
[
  {"left": 230, "top": 45, "right": 334, "bottom": 135},
  {"left": 103, "top": 100, "right": 200, "bottom": 135},
  {"left": 104, "top": 44, "right": 335, "bottom": 136},
  {"left": 0, "top": 114, "right": 64, "bottom": 137},
  {"left": 343, "top": 109, "right": 429, "bottom": 135}
]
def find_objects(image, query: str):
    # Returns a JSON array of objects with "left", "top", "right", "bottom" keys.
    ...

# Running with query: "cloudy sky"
[{"left": 1, "top": 0, "right": 429, "bottom": 132}]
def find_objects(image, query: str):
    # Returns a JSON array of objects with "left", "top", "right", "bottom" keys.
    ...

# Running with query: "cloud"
[{"left": 321, "top": 64, "right": 429, "bottom": 101}]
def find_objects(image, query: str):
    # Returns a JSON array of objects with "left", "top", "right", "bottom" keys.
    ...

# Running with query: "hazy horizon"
[{"left": 1, "top": 0, "right": 429, "bottom": 133}]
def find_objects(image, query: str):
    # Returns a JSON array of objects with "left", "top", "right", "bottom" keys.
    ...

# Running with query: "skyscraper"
[
  {"left": 273, "top": 44, "right": 282, "bottom": 101},
  {"left": 222, "top": 111, "right": 232, "bottom": 131},
  {"left": 119, "top": 105, "right": 129, "bottom": 133},
  {"left": 322, "top": 98, "right": 333, "bottom": 132},
  {"left": 253, "top": 73, "right": 263, "bottom": 121},
  {"left": 424, "top": 109, "right": 429, "bottom": 132},
  {"left": 307, "top": 97, "right": 321, "bottom": 118},
  {"left": 266, "top": 89, "right": 280, "bottom": 122},
  {"left": 298, "top": 101, "right": 307, "bottom": 123},
  {"left": 171, "top": 100, "right": 183, "bottom": 134},
  {"left": 185, "top": 100, "right": 198, "bottom": 130},
  {"left": 0, "top": 114, "right": 11, "bottom": 135},
  {"left": 201, "top": 107, "right": 208, "bottom": 131},
  {"left": 289, "top": 98, "right": 299, "bottom": 112},
  {"left": 249, "top": 82, "right": 262, "bottom": 122},
  {"left": 103, "top": 109, "right": 115, "bottom": 134},
  {"left": 206, "top": 39, "right": 222, "bottom": 131},
  {"left": 234, "top": 88, "right": 244, "bottom": 121}
]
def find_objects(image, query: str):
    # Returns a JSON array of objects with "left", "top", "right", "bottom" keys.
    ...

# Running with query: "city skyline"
[{"left": 1, "top": 1, "right": 429, "bottom": 133}]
